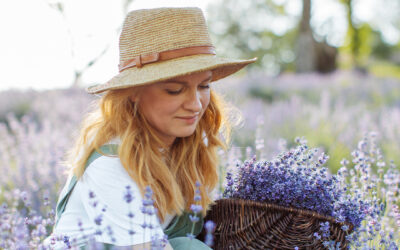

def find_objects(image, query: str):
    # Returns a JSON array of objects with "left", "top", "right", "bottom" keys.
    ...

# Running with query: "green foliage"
[
  {"left": 370, "top": 30, "right": 397, "bottom": 60},
  {"left": 303, "top": 123, "right": 351, "bottom": 173},
  {"left": 206, "top": 0, "right": 299, "bottom": 74},
  {"left": 247, "top": 85, "right": 322, "bottom": 105},
  {"left": 340, "top": 22, "right": 373, "bottom": 68},
  {"left": 232, "top": 127, "right": 256, "bottom": 152},
  {"left": 279, "top": 119, "right": 351, "bottom": 173},
  {"left": 338, "top": 0, "right": 400, "bottom": 71},
  {"left": 369, "top": 62, "right": 400, "bottom": 79},
  {"left": 381, "top": 142, "right": 400, "bottom": 168},
  {"left": 248, "top": 87, "right": 289, "bottom": 103},
  {"left": 207, "top": 0, "right": 400, "bottom": 74},
  {"left": 357, "top": 24, "right": 373, "bottom": 64}
]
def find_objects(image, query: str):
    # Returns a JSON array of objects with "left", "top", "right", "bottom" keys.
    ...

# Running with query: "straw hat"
[{"left": 86, "top": 7, "right": 257, "bottom": 94}]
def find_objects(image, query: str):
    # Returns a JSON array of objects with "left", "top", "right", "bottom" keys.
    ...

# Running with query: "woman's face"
[{"left": 131, "top": 70, "right": 212, "bottom": 146}]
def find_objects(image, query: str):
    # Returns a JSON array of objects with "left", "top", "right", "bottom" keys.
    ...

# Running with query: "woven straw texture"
[
  {"left": 199, "top": 199, "right": 353, "bottom": 250},
  {"left": 119, "top": 7, "right": 212, "bottom": 61},
  {"left": 87, "top": 7, "right": 256, "bottom": 94}
]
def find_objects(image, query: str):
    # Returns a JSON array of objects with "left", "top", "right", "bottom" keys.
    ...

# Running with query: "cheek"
[
  {"left": 201, "top": 92, "right": 211, "bottom": 110},
  {"left": 149, "top": 97, "right": 182, "bottom": 120},
  {"left": 199, "top": 92, "right": 211, "bottom": 116}
]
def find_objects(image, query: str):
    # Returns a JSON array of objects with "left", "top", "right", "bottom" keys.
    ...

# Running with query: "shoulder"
[
  {"left": 81, "top": 153, "right": 135, "bottom": 190},
  {"left": 75, "top": 137, "right": 141, "bottom": 203},
  {"left": 74, "top": 148, "right": 165, "bottom": 245},
  {"left": 82, "top": 137, "right": 126, "bottom": 182}
]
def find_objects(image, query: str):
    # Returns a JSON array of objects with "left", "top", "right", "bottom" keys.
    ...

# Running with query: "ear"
[
  {"left": 129, "top": 94, "right": 138, "bottom": 103},
  {"left": 129, "top": 87, "right": 142, "bottom": 103},
  {"left": 129, "top": 89, "right": 141, "bottom": 103}
]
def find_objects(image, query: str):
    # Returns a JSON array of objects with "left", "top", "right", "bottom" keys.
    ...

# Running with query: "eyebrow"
[{"left": 162, "top": 76, "right": 212, "bottom": 85}]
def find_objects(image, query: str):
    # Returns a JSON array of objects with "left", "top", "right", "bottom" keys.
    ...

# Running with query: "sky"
[
  {"left": 0, "top": 0, "right": 396, "bottom": 92},
  {"left": 0, "top": 0, "right": 212, "bottom": 92}
]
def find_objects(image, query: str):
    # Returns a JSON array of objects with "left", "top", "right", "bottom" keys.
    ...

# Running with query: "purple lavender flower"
[
  {"left": 105, "top": 225, "right": 116, "bottom": 244},
  {"left": 313, "top": 232, "right": 321, "bottom": 240},
  {"left": 341, "top": 224, "right": 349, "bottom": 232},
  {"left": 63, "top": 235, "right": 71, "bottom": 248},
  {"left": 194, "top": 186, "right": 202, "bottom": 202},
  {"left": 319, "top": 221, "right": 331, "bottom": 238},
  {"left": 123, "top": 185, "right": 134, "bottom": 203},
  {"left": 189, "top": 214, "right": 200, "bottom": 223},
  {"left": 190, "top": 204, "right": 203, "bottom": 214},
  {"left": 186, "top": 233, "right": 195, "bottom": 240},
  {"left": 89, "top": 191, "right": 96, "bottom": 199},
  {"left": 151, "top": 233, "right": 168, "bottom": 250},
  {"left": 204, "top": 220, "right": 215, "bottom": 247},
  {"left": 94, "top": 214, "right": 103, "bottom": 226},
  {"left": 223, "top": 140, "right": 368, "bottom": 229}
]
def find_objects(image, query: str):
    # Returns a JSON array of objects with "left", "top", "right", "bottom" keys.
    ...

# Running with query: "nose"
[{"left": 183, "top": 89, "right": 202, "bottom": 113}]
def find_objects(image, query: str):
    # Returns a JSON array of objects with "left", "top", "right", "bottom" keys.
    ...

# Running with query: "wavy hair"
[{"left": 64, "top": 86, "right": 233, "bottom": 222}]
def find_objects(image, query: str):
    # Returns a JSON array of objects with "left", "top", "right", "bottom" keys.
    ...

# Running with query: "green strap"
[
  {"left": 169, "top": 237, "right": 211, "bottom": 250},
  {"left": 164, "top": 211, "right": 204, "bottom": 239}
]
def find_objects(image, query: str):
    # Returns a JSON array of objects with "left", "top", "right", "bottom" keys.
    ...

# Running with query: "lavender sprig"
[
  {"left": 124, "top": 185, "right": 136, "bottom": 244},
  {"left": 186, "top": 181, "right": 203, "bottom": 250},
  {"left": 204, "top": 220, "right": 215, "bottom": 247},
  {"left": 140, "top": 185, "right": 163, "bottom": 250}
]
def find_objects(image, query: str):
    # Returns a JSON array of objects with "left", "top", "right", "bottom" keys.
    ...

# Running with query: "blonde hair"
[{"left": 64, "top": 87, "right": 231, "bottom": 222}]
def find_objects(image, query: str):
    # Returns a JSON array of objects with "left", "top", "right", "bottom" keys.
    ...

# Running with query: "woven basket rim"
[{"left": 214, "top": 198, "right": 354, "bottom": 230}]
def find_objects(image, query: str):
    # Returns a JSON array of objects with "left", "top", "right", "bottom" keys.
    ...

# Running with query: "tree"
[
  {"left": 295, "top": 0, "right": 337, "bottom": 73},
  {"left": 338, "top": 0, "right": 400, "bottom": 70},
  {"left": 206, "top": 0, "right": 299, "bottom": 74},
  {"left": 295, "top": 0, "right": 315, "bottom": 72},
  {"left": 207, "top": 0, "right": 337, "bottom": 74},
  {"left": 340, "top": 0, "right": 363, "bottom": 68}
]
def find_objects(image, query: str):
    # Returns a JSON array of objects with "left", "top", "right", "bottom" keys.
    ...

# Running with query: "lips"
[
  {"left": 176, "top": 115, "right": 198, "bottom": 124},
  {"left": 177, "top": 115, "right": 198, "bottom": 119}
]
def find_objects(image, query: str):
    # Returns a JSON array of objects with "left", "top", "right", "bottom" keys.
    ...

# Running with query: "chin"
[{"left": 176, "top": 129, "right": 197, "bottom": 138}]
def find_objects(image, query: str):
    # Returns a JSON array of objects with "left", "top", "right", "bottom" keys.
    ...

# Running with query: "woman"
[{"left": 46, "top": 7, "right": 256, "bottom": 249}]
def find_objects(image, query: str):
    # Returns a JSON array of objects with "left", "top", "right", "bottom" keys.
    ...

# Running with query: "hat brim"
[{"left": 86, "top": 54, "right": 257, "bottom": 94}]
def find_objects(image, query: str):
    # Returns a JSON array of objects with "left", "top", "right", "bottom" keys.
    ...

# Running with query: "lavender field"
[{"left": 0, "top": 70, "right": 399, "bottom": 249}]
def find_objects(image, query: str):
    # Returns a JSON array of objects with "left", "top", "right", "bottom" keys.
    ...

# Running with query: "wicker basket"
[{"left": 199, "top": 199, "right": 353, "bottom": 250}]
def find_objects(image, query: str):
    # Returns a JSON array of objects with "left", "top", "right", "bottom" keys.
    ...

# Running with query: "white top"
[{"left": 44, "top": 138, "right": 176, "bottom": 248}]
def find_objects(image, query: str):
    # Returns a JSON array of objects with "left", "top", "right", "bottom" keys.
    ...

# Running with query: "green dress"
[{"left": 54, "top": 144, "right": 211, "bottom": 250}]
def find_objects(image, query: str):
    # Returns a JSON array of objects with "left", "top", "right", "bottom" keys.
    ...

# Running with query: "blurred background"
[
  {"left": 1, "top": 0, "right": 399, "bottom": 90},
  {"left": 0, "top": 0, "right": 399, "bottom": 212}
]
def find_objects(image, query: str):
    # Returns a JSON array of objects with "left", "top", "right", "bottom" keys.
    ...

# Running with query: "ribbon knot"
[{"left": 135, "top": 55, "right": 142, "bottom": 68}]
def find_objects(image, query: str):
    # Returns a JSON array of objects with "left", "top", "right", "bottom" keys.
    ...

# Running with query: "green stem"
[{"left": 186, "top": 211, "right": 198, "bottom": 250}]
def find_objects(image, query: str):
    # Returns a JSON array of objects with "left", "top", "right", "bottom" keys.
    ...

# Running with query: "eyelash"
[{"left": 166, "top": 85, "right": 210, "bottom": 95}]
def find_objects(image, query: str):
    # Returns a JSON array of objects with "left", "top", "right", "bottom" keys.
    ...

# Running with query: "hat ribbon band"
[{"left": 118, "top": 45, "right": 216, "bottom": 72}]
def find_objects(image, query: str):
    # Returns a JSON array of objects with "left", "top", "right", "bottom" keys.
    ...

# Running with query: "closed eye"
[
  {"left": 199, "top": 84, "right": 210, "bottom": 89},
  {"left": 166, "top": 89, "right": 182, "bottom": 95},
  {"left": 164, "top": 80, "right": 211, "bottom": 95}
]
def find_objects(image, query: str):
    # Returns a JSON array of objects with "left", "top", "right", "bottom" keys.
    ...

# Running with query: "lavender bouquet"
[
  {"left": 224, "top": 138, "right": 368, "bottom": 229},
  {"left": 205, "top": 134, "right": 396, "bottom": 249}
]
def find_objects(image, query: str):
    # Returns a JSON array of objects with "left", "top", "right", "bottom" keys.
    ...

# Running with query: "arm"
[{"left": 80, "top": 156, "right": 167, "bottom": 246}]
